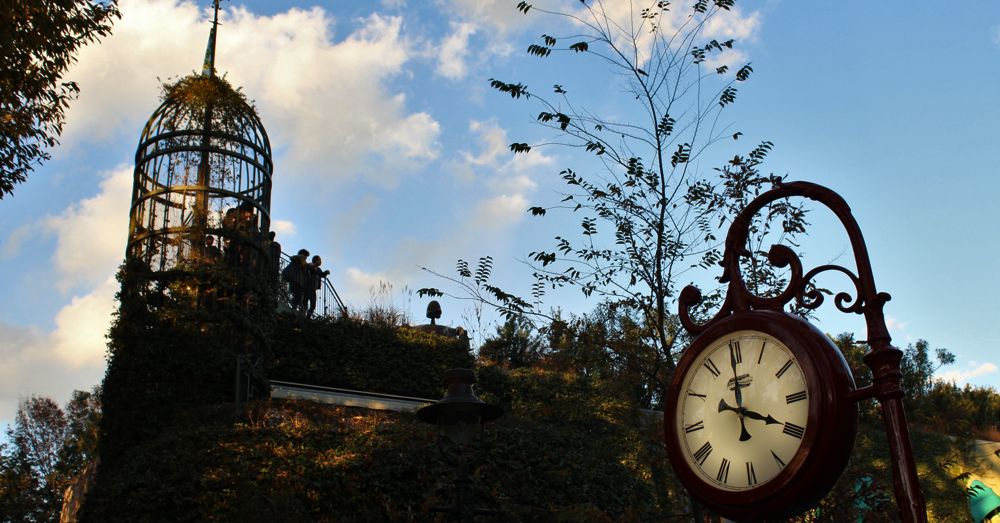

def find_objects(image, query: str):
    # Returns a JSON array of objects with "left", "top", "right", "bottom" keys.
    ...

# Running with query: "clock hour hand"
[{"left": 718, "top": 399, "right": 752, "bottom": 441}]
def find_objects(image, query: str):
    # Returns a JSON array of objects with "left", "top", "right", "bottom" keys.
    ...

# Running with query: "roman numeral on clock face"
[
  {"left": 693, "top": 441, "right": 713, "bottom": 466},
  {"left": 687, "top": 390, "right": 706, "bottom": 399},
  {"left": 775, "top": 359, "right": 793, "bottom": 379},
  {"left": 783, "top": 422, "right": 805, "bottom": 439},
  {"left": 729, "top": 340, "right": 742, "bottom": 364},
  {"left": 771, "top": 450, "right": 786, "bottom": 468},
  {"left": 716, "top": 458, "right": 731, "bottom": 483},
  {"left": 746, "top": 461, "right": 757, "bottom": 486},
  {"left": 757, "top": 341, "right": 766, "bottom": 364},
  {"left": 785, "top": 390, "right": 807, "bottom": 404},
  {"left": 684, "top": 420, "right": 704, "bottom": 433},
  {"left": 704, "top": 358, "right": 721, "bottom": 378}
]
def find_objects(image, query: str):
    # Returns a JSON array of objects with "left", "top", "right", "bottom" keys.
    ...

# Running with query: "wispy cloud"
[
  {"left": 436, "top": 22, "right": 477, "bottom": 80},
  {"left": 937, "top": 362, "right": 999, "bottom": 385},
  {"left": 0, "top": 164, "right": 130, "bottom": 424}
]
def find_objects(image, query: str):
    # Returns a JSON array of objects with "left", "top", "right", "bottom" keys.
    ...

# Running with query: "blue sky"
[{"left": 1, "top": 0, "right": 998, "bottom": 425}]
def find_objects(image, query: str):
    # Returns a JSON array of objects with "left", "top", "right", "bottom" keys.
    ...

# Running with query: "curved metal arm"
[
  {"left": 679, "top": 181, "right": 890, "bottom": 339},
  {"left": 677, "top": 180, "right": 927, "bottom": 522}
]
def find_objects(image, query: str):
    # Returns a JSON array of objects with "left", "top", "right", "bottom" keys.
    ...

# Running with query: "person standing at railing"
[
  {"left": 282, "top": 249, "right": 309, "bottom": 312},
  {"left": 266, "top": 231, "right": 281, "bottom": 292},
  {"left": 305, "top": 255, "right": 330, "bottom": 317}
]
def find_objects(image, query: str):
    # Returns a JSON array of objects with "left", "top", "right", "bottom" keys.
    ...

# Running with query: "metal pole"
[{"left": 864, "top": 343, "right": 927, "bottom": 521}]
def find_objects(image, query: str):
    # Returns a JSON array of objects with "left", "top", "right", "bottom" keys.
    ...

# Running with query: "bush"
[{"left": 268, "top": 315, "right": 473, "bottom": 399}]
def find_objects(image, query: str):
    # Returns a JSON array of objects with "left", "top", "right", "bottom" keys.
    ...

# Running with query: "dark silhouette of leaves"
[
  {"left": 416, "top": 287, "right": 444, "bottom": 297},
  {"left": 489, "top": 78, "right": 530, "bottom": 99},
  {"left": 528, "top": 44, "right": 551, "bottom": 57},
  {"left": 735, "top": 63, "right": 753, "bottom": 81}
]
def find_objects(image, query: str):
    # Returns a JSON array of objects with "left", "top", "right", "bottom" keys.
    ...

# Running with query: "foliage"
[
  {"left": 899, "top": 339, "right": 955, "bottom": 399},
  {"left": 98, "top": 260, "right": 276, "bottom": 464},
  {"left": 0, "top": 388, "right": 101, "bottom": 523},
  {"left": 0, "top": 0, "right": 120, "bottom": 198},
  {"left": 268, "top": 314, "right": 473, "bottom": 399},
  {"left": 81, "top": 365, "right": 689, "bottom": 522},
  {"left": 791, "top": 424, "right": 971, "bottom": 522},
  {"left": 420, "top": 256, "right": 535, "bottom": 323},
  {"left": 477, "top": 316, "right": 546, "bottom": 369},
  {"left": 158, "top": 74, "right": 258, "bottom": 135}
]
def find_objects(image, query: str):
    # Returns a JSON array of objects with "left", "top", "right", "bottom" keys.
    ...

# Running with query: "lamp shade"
[
  {"left": 969, "top": 480, "right": 1000, "bottom": 523},
  {"left": 417, "top": 369, "right": 502, "bottom": 428}
]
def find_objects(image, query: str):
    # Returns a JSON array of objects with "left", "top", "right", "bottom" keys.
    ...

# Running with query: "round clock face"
[{"left": 675, "top": 329, "right": 810, "bottom": 491}]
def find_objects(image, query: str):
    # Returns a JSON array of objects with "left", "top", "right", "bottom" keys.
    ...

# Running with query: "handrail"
[{"left": 276, "top": 250, "right": 347, "bottom": 318}]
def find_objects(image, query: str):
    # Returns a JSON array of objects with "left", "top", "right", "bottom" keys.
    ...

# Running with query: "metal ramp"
[{"left": 270, "top": 380, "right": 434, "bottom": 413}]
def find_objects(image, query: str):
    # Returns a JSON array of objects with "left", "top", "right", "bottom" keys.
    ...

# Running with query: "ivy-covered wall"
[
  {"left": 268, "top": 316, "right": 474, "bottom": 399},
  {"left": 80, "top": 367, "right": 681, "bottom": 522}
]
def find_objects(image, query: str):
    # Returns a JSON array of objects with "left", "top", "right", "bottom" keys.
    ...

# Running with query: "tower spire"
[{"left": 201, "top": 0, "right": 220, "bottom": 78}]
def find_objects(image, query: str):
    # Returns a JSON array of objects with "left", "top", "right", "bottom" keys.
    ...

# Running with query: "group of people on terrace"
[{"left": 281, "top": 247, "right": 330, "bottom": 317}]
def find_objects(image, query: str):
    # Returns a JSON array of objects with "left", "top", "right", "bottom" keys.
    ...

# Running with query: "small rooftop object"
[
  {"left": 126, "top": 1, "right": 272, "bottom": 293},
  {"left": 426, "top": 300, "right": 442, "bottom": 324},
  {"left": 969, "top": 480, "right": 1000, "bottom": 523}
]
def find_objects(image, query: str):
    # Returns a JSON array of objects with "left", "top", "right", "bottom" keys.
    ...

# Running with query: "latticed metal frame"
[{"left": 126, "top": 75, "right": 273, "bottom": 283}]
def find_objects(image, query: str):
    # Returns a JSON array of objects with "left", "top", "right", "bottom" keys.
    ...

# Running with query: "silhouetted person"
[
  {"left": 222, "top": 207, "right": 240, "bottom": 267},
  {"left": 267, "top": 231, "right": 281, "bottom": 291},
  {"left": 282, "top": 248, "right": 309, "bottom": 311},
  {"left": 305, "top": 255, "right": 330, "bottom": 317},
  {"left": 203, "top": 235, "right": 222, "bottom": 264}
]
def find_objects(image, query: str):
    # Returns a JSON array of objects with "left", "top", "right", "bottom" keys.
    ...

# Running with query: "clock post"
[{"left": 669, "top": 181, "right": 927, "bottom": 522}]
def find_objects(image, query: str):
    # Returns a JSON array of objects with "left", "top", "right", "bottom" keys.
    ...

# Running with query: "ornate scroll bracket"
[{"left": 678, "top": 181, "right": 891, "bottom": 339}]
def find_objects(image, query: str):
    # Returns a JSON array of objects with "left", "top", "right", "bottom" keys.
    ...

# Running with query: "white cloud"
[
  {"left": 1, "top": 224, "right": 31, "bottom": 260},
  {"left": 0, "top": 280, "right": 113, "bottom": 425},
  {"left": 462, "top": 120, "right": 508, "bottom": 166},
  {"left": 470, "top": 193, "right": 529, "bottom": 230},
  {"left": 271, "top": 219, "right": 296, "bottom": 237},
  {"left": 64, "top": 0, "right": 440, "bottom": 187},
  {"left": 936, "top": 362, "right": 999, "bottom": 384},
  {"left": 562, "top": 1, "right": 760, "bottom": 72},
  {"left": 885, "top": 315, "right": 908, "bottom": 333},
  {"left": 704, "top": 6, "right": 760, "bottom": 42},
  {"left": 44, "top": 166, "right": 132, "bottom": 293},
  {"left": 437, "top": 22, "right": 477, "bottom": 80},
  {"left": 49, "top": 277, "right": 119, "bottom": 368},
  {"left": 444, "top": 0, "right": 540, "bottom": 35},
  {"left": 0, "top": 165, "right": 129, "bottom": 423},
  {"left": 991, "top": 25, "right": 1000, "bottom": 46},
  {"left": 449, "top": 120, "right": 552, "bottom": 230}
]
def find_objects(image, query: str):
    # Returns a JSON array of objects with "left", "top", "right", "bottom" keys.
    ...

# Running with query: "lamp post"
[{"left": 418, "top": 368, "right": 503, "bottom": 522}]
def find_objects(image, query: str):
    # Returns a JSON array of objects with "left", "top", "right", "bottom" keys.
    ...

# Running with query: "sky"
[{"left": 1, "top": 0, "right": 998, "bottom": 426}]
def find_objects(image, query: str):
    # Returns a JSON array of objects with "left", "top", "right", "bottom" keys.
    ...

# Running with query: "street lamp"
[{"left": 418, "top": 368, "right": 503, "bottom": 522}]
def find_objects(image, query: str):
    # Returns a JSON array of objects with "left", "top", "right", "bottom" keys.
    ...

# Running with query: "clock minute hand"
[
  {"left": 729, "top": 345, "right": 744, "bottom": 407},
  {"left": 718, "top": 399, "right": 752, "bottom": 442},
  {"left": 741, "top": 408, "right": 781, "bottom": 425}
]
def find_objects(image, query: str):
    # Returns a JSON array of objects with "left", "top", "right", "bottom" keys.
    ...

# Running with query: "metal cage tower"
[{"left": 125, "top": 3, "right": 273, "bottom": 297}]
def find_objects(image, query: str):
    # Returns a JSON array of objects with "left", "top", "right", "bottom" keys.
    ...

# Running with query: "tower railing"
[{"left": 275, "top": 251, "right": 348, "bottom": 318}]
